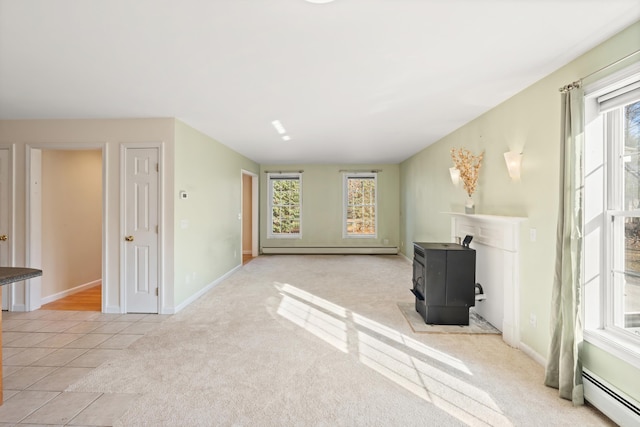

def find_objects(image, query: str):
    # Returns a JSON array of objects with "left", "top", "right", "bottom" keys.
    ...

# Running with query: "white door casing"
[
  {"left": 0, "top": 148, "right": 12, "bottom": 310},
  {"left": 122, "top": 146, "right": 160, "bottom": 313}
]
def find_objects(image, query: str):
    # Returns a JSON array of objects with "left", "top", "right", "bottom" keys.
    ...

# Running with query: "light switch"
[{"left": 530, "top": 228, "right": 537, "bottom": 242}]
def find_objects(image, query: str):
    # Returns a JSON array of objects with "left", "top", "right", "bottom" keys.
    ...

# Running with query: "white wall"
[
  {"left": 173, "top": 120, "right": 259, "bottom": 307},
  {"left": 0, "top": 118, "right": 176, "bottom": 313},
  {"left": 400, "top": 21, "right": 640, "bottom": 403},
  {"left": 0, "top": 118, "right": 261, "bottom": 314},
  {"left": 259, "top": 164, "right": 400, "bottom": 252}
]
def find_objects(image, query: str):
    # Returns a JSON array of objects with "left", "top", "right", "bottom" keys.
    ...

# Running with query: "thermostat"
[{"left": 179, "top": 191, "right": 188, "bottom": 200}]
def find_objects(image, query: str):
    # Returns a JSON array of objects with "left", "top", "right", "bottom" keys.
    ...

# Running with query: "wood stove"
[{"left": 411, "top": 242, "right": 476, "bottom": 325}]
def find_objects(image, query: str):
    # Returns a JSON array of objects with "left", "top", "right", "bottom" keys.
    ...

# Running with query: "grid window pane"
[
  {"left": 624, "top": 101, "right": 640, "bottom": 210},
  {"left": 345, "top": 176, "right": 376, "bottom": 236},
  {"left": 612, "top": 260, "right": 640, "bottom": 334},
  {"left": 269, "top": 176, "right": 301, "bottom": 237},
  {"left": 621, "top": 102, "right": 640, "bottom": 334},
  {"left": 611, "top": 99, "right": 640, "bottom": 337}
]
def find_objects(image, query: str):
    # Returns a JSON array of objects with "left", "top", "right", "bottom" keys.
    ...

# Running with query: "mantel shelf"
[{"left": 445, "top": 212, "right": 527, "bottom": 223}]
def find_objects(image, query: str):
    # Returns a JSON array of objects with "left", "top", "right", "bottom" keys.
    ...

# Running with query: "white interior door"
[
  {"left": 124, "top": 147, "right": 159, "bottom": 313},
  {"left": 0, "top": 149, "right": 11, "bottom": 310}
]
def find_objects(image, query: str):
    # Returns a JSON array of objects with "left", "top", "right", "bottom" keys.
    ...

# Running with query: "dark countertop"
[{"left": 0, "top": 267, "right": 43, "bottom": 286}]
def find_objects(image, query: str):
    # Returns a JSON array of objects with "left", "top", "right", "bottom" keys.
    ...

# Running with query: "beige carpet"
[
  {"left": 68, "top": 255, "right": 613, "bottom": 426},
  {"left": 398, "top": 303, "right": 501, "bottom": 334}
]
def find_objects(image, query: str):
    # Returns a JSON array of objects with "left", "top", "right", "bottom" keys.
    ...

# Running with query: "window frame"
[
  {"left": 342, "top": 172, "right": 378, "bottom": 239},
  {"left": 583, "top": 62, "right": 640, "bottom": 369},
  {"left": 605, "top": 106, "right": 640, "bottom": 339},
  {"left": 267, "top": 172, "right": 302, "bottom": 239}
]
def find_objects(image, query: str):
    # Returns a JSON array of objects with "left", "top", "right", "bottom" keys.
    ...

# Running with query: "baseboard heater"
[
  {"left": 583, "top": 368, "right": 640, "bottom": 427},
  {"left": 261, "top": 246, "right": 399, "bottom": 255}
]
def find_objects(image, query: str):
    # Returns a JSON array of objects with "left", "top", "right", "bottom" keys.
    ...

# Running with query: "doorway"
[
  {"left": 242, "top": 170, "right": 258, "bottom": 264},
  {"left": 28, "top": 146, "right": 104, "bottom": 312}
]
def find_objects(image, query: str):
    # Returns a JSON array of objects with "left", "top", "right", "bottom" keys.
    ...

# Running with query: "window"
[
  {"left": 584, "top": 63, "right": 640, "bottom": 366},
  {"left": 267, "top": 173, "right": 301, "bottom": 238},
  {"left": 608, "top": 98, "right": 640, "bottom": 339},
  {"left": 343, "top": 173, "right": 377, "bottom": 238}
]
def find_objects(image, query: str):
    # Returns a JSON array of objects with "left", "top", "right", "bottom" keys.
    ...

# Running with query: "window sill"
[
  {"left": 266, "top": 235, "right": 302, "bottom": 240},
  {"left": 584, "top": 329, "right": 640, "bottom": 369}
]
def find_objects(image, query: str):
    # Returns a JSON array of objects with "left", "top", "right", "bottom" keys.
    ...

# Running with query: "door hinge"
[
  {"left": 156, "top": 163, "right": 159, "bottom": 172},
  {"left": 156, "top": 225, "right": 159, "bottom": 233},
  {"left": 156, "top": 288, "right": 159, "bottom": 296}
]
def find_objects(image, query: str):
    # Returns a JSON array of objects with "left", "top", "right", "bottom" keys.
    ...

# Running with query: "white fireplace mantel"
[{"left": 449, "top": 213, "right": 526, "bottom": 347}]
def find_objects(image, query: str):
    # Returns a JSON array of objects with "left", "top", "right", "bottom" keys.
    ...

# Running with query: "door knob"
[
  {"left": 125, "top": 236, "right": 134, "bottom": 242},
  {"left": 0, "top": 235, "right": 7, "bottom": 241}
]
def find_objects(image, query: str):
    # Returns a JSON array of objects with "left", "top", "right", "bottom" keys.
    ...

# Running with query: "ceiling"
[{"left": 1, "top": 1, "right": 639, "bottom": 164}]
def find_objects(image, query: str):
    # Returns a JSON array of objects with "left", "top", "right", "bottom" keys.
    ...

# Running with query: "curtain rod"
[
  {"left": 264, "top": 170, "right": 303, "bottom": 174},
  {"left": 338, "top": 169, "right": 382, "bottom": 173},
  {"left": 559, "top": 49, "right": 640, "bottom": 92}
]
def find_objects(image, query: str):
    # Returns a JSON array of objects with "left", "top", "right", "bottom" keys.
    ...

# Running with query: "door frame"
[
  {"left": 241, "top": 170, "right": 259, "bottom": 258},
  {"left": 26, "top": 143, "right": 107, "bottom": 312},
  {"left": 0, "top": 145, "right": 15, "bottom": 310},
  {"left": 120, "top": 142, "right": 163, "bottom": 313}
]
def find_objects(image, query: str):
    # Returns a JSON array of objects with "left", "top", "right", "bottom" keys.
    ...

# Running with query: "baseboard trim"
[
  {"left": 261, "top": 246, "right": 399, "bottom": 255},
  {"left": 40, "top": 279, "right": 101, "bottom": 305},
  {"left": 104, "top": 305, "right": 121, "bottom": 314},
  {"left": 169, "top": 264, "right": 242, "bottom": 314},
  {"left": 10, "top": 304, "right": 26, "bottom": 312},
  {"left": 518, "top": 342, "right": 546, "bottom": 366},
  {"left": 584, "top": 368, "right": 640, "bottom": 426}
]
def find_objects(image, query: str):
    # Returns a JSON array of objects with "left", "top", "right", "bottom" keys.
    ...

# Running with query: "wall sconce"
[
  {"left": 449, "top": 167, "right": 460, "bottom": 186},
  {"left": 504, "top": 151, "right": 523, "bottom": 180}
]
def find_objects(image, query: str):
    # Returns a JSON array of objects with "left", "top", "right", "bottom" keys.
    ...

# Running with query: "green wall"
[
  {"left": 400, "top": 21, "right": 640, "bottom": 402},
  {"left": 173, "top": 120, "right": 259, "bottom": 306},
  {"left": 259, "top": 164, "right": 399, "bottom": 251}
]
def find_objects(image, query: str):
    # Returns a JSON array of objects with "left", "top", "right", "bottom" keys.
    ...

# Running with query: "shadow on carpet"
[{"left": 398, "top": 302, "right": 501, "bottom": 334}]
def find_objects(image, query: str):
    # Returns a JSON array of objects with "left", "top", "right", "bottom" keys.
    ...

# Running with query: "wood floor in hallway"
[{"left": 40, "top": 284, "right": 101, "bottom": 311}]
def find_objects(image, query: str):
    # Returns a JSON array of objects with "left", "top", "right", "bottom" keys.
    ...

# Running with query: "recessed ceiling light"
[
  {"left": 282, "top": 135, "right": 291, "bottom": 141},
  {"left": 271, "top": 120, "right": 286, "bottom": 135},
  {"left": 305, "top": 0, "right": 335, "bottom": 4}
]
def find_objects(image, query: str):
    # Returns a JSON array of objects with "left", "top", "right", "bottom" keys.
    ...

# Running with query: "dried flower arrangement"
[{"left": 450, "top": 147, "right": 484, "bottom": 197}]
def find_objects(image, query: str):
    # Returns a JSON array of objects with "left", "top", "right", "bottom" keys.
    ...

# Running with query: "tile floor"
[{"left": 0, "top": 309, "right": 170, "bottom": 426}]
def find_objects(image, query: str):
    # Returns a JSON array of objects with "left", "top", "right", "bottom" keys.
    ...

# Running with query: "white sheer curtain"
[{"left": 544, "top": 82, "right": 584, "bottom": 405}]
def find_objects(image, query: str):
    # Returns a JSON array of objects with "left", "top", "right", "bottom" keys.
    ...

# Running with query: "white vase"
[{"left": 465, "top": 195, "right": 475, "bottom": 214}]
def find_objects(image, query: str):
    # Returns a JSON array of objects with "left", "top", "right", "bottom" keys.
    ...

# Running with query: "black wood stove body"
[{"left": 411, "top": 242, "right": 476, "bottom": 325}]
